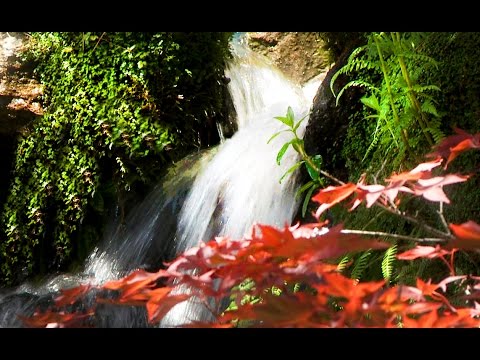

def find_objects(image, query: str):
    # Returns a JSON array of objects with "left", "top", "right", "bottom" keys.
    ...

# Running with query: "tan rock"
[{"left": 247, "top": 32, "right": 331, "bottom": 85}]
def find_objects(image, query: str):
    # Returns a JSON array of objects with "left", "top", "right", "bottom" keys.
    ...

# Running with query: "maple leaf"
[
  {"left": 220, "top": 292, "right": 322, "bottom": 328},
  {"left": 350, "top": 184, "right": 386, "bottom": 210},
  {"left": 311, "top": 183, "right": 357, "bottom": 217},
  {"left": 100, "top": 269, "right": 171, "bottom": 306},
  {"left": 412, "top": 174, "right": 469, "bottom": 203},
  {"left": 429, "top": 127, "right": 480, "bottom": 168},
  {"left": 55, "top": 284, "right": 92, "bottom": 307},
  {"left": 387, "top": 157, "right": 443, "bottom": 182},
  {"left": 397, "top": 245, "right": 452, "bottom": 260},
  {"left": 146, "top": 287, "right": 190, "bottom": 324},
  {"left": 21, "top": 309, "right": 94, "bottom": 328},
  {"left": 449, "top": 221, "right": 480, "bottom": 249}
]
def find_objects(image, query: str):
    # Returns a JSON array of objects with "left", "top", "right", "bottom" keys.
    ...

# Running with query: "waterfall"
[
  {"left": 160, "top": 38, "right": 320, "bottom": 326},
  {"left": 0, "top": 35, "right": 322, "bottom": 328}
]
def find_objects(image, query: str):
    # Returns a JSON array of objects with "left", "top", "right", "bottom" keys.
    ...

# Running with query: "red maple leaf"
[
  {"left": 55, "top": 284, "right": 92, "bottom": 307},
  {"left": 146, "top": 287, "right": 190, "bottom": 323},
  {"left": 21, "top": 309, "right": 94, "bottom": 328},
  {"left": 311, "top": 183, "right": 357, "bottom": 217},
  {"left": 429, "top": 127, "right": 480, "bottom": 168},
  {"left": 449, "top": 221, "right": 480, "bottom": 249},
  {"left": 397, "top": 245, "right": 452, "bottom": 260}
]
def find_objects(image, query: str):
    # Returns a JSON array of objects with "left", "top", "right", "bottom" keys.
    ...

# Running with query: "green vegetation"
[
  {"left": 0, "top": 32, "right": 232, "bottom": 285},
  {"left": 273, "top": 32, "right": 480, "bottom": 287}
]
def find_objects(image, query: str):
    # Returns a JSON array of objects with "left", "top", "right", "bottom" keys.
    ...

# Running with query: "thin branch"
[
  {"left": 437, "top": 201, "right": 451, "bottom": 235},
  {"left": 340, "top": 229, "right": 447, "bottom": 244},
  {"left": 93, "top": 32, "right": 107, "bottom": 53},
  {"left": 374, "top": 202, "right": 454, "bottom": 241}
]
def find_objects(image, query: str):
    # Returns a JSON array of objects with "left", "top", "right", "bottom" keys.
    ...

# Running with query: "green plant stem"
[
  {"left": 291, "top": 142, "right": 345, "bottom": 185},
  {"left": 373, "top": 34, "right": 413, "bottom": 158},
  {"left": 392, "top": 32, "right": 434, "bottom": 146}
]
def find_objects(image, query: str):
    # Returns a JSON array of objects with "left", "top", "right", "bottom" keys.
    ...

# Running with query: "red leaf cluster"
[
  {"left": 22, "top": 129, "right": 480, "bottom": 328},
  {"left": 312, "top": 156, "right": 469, "bottom": 218}
]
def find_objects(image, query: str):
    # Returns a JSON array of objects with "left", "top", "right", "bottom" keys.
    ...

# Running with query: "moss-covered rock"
[{"left": 0, "top": 32, "right": 233, "bottom": 285}]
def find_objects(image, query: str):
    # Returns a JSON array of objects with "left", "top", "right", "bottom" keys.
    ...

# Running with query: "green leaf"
[
  {"left": 337, "top": 254, "right": 352, "bottom": 272},
  {"left": 276, "top": 140, "right": 292, "bottom": 165},
  {"left": 382, "top": 244, "right": 397, "bottom": 281},
  {"left": 301, "top": 184, "right": 317, "bottom": 217},
  {"left": 267, "top": 129, "right": 290, "bottom": 144},
  {"left": 279, "top": 161, "right": 304, "bottom": 184},
  {"left": 360, "top": 94, "right": 381, "bottom": 112},
  {"left": 305, "top": 154, "right": 322, "bottom": 180},
  {"left": 286, "top": 106, "right": 295, "bottom": 127},
  {"left": 296, "top": 180, "right": 315, "bottom": 199},
  {"left": 352, "top": 250, "right": 373, "bottom": 281},
  {"left": 292, "top": 115, "right": 307, "bottom": 133},
  {"left": 274, "top": 116, "right": 293, "bottom": 129}
]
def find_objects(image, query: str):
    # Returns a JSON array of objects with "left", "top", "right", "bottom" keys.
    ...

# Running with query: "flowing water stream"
[{"left": 0, "top": 35, "right": 322, "bottom": 327}]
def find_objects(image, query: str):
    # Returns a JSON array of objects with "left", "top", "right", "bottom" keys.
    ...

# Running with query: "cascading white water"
[
  {"left": 0, "top": 35, "right": 322, "bottom": 328},
  {"left": 159, "top": 37, "right": 321, "bottom": 326}
]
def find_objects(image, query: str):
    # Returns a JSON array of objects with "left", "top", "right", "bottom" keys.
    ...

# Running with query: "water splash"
[{"left": 159, "top": 38, "right": 321, "bottom": 326}]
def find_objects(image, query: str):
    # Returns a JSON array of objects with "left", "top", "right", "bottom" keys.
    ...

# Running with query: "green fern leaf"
[
  {"left": 337, "top": 254, "right": 352, "bottom": 273},
  {"left": 352, "top": 249, "right": 373, "bottom": 281},
  {"left": 382, "top": 243, "right": 397, "bottom": 281},
  {"left": 421, "top": 99, "right": 439, "bottom": 117}
]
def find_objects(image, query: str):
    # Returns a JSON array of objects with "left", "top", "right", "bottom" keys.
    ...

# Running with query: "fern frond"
[
  {"left": 363, "top": 116, "right": 382, "bottom": 161},
  {"left": 382, "top": 243, "right": 397, "bottom": 281},
  {"left": 411, "top": 84, "right": 441, "bottom": 93},
  {"left": 397, "top": 52, "right": 439, "bottom": 69},
  {"left": 421, "top": 98, "right": 439, "bottom": 117},
  {"left": 337, "top": 254, "right": 352, "bottom": 273},
  {"left": 427, "top": 121, "right": 445, "bottom": 143},
  {"left": 336, "top": 80, "right": 378, "bottom": 105},
  {"left": 352, "top": 249, "right": 373, "bottom": 281}
]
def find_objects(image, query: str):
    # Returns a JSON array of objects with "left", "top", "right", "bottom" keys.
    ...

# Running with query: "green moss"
[{"left": 0, "top": 32, "right": 232, "bottom": 285}]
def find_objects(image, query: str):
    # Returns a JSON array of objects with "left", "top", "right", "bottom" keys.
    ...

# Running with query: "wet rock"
[
  {"left": 247, "top": 32, "right": 330, "bottom": 85},
  {"left": 0, "top": 32, "right": 43, "bottom": 135}
]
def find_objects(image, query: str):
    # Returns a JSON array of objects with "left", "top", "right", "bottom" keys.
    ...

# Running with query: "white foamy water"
[{"left": 160, "top": 37, "right": 322, "bottom": 326}]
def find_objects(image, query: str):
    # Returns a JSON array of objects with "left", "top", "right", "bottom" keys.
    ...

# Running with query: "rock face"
[
  {"left": 0, "top": 32, "right": 43, "bottom": 210},
  {"left": 303, "top": 38, "right": 367, "bottom": 182},
  {"left": 0, "top": 32, "right": 43, "bottom": 134},
  {"left": 247, "top": 32, "right": 330, "bottom": 85}
]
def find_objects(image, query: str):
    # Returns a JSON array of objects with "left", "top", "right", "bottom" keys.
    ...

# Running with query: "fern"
[
  {"left": 337, "top": 254, "right": 352, "bottom": 273},
  {"left": 331, "top": 32, "right": 444, "bottom": 167},
  {"left": 381, "top": 243, "right": 398, "bottom": 281},
  {"left": 351, "top": 249, "right": 373, "bottom": 281}
]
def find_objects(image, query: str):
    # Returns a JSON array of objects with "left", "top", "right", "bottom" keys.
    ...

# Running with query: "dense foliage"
[
  {"left": 310, "top": 32, "right": 480, "bottom": 282},
  {"left": 0, "top": 32, "right": 232, "bottom": 285}
]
